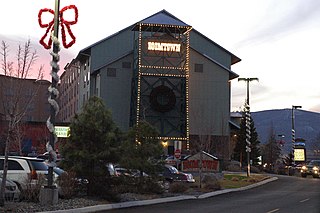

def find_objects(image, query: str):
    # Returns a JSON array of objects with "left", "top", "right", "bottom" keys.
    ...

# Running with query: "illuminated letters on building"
[{"left": 147, "top": 42, "right": 181, "bottom": 52}]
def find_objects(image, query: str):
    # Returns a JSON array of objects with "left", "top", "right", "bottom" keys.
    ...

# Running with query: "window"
[
  {"left": 194, "top": 63, "right": 203, "bottom": 73},
  {"left": 8, "top": 160, "right": 24, "bottom": 170},
  {"left": 122, "top": 62, "right": 131, "bottom": 69},
  {"left": 107, "top": 68, "right": 117, "bottom": 77}
]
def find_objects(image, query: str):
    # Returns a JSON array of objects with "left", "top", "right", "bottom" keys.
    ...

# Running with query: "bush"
[
  {"left": 136, "top": 177, "right": 164, "bottom": 194},
  {"left": 250, "top": 166, "right": 261, "bottom": 173},
  {"left": 57, "top": 171, "right": 77, "bottom": 199},
  {"left": 226, "top": 164, "right": 242, "bottom": 172},
  {"left": 203, "top": 181, "right": 222, "bottom": 190},
  {"left": 201, "top": 174, "right": 222, "bottom": 191},
  {"left": 169, "top": 182, "right": 189, "bottom": 193},
  {"left": 88, "top": 176, "right": 121, "bottom": 202},
  {"left": 21, "top": 174, "right": 46, "bottom": 202}
]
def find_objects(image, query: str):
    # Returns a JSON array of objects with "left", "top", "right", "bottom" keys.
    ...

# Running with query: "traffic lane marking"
[
  {"left": 299, "top": 198, "right": 310, "bottom": 203},
  {"left": 266, "top": 208, "right": 280, "bottom": 213}
]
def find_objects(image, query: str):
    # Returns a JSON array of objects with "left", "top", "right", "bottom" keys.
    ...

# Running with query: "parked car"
[
  {"left": 0, "top": 156, "right": 61, "bottom": 190},
  {"left": 37, "top": 151, "right": 62, "bottom": 164},
  {"left": 300, "top": 160, "right": 320, "bottom": 178},
  {"left": 161, "top": 164, "right": 195, "bottom": 183},
  {"left": 0, "top": 177, "right": 21, "bottom": 201},
  {"left": 115, "top": 167, "right": 148, "bottom": 177}
]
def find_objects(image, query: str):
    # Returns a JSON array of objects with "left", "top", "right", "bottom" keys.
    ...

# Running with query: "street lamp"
[
  {"left": 238, "top": 77, "right": 259, "bottom": 177},
  {"left": 291, "top": 105, "right": 302, "bottom": 166}
]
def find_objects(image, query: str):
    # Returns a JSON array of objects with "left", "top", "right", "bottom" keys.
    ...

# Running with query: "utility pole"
[{"left": 238, "top": 77, "right": 258, "bottom": 177}]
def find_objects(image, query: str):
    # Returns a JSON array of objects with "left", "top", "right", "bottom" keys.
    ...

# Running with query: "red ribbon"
[{"left": 38, "top": 5, "right": 78, "bottom": 49}]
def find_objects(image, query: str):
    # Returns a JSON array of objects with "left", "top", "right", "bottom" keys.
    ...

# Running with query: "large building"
[
  {"left": 0, "top": 74, "right": 51, "bottom": 154},
  {"left": 60, "top": 10, "right": 240, "bottom": 160}
]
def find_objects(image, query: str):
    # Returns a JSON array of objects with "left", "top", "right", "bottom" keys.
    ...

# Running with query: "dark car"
[
  {"left": 161, "top": 164, "right": 195, "bottom": 183},
  {"left": 300, "top": 160, "right": 320, "bottom": 178}
]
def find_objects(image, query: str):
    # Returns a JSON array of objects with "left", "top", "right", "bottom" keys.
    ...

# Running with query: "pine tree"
[
  {"left": 233, "top": 109, "right": 261, "bottom": 166},
  {"left": 120, "top": 120, "right": 164, "bottom": 176},
  {"left": 60, "top": 96, "right": 122, "bottom": 180}
]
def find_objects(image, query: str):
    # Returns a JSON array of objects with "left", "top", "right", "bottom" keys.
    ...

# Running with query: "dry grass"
[{"left": 189, "top": 173, "right": 269, "bottom": 190}]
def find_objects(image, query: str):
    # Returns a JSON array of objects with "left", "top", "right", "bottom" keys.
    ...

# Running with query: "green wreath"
[{"left": 149, "top": 85, "right": 176, "bottom": 113}]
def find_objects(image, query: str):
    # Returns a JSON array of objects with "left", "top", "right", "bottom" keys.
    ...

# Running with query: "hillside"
[{"left": 251, "top": 109, "right": 320, "bottom": 159}]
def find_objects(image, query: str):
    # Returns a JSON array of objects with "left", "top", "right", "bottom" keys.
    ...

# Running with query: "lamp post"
[
  {"left": 238, "top": 77, "right": 258, "bottom": 177},
  {"left": 291, "top": 105, "right": 302, "bottom": 166}
]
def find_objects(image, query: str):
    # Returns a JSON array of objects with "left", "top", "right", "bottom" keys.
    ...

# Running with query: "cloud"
[
  {"left": 0, "top": 34, "right": 74, "bottom": 80},
  {"left": 235, "top": 0, "right": 320, "bottom": 48}
]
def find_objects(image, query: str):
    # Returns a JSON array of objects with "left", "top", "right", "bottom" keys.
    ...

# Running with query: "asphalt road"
[{"left": 105, "top": 175, "right": 320, "bottom": 213}]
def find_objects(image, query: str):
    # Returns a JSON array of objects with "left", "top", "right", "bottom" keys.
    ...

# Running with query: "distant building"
[
  {"left": 59, "top": 10, "right": 241, "bottom": 160},
  {"left": 0, "top": 74, "right": 51, "bottom": 154},
  {"left": 58, "top": 59, "right": 80, "bottom": 123}
]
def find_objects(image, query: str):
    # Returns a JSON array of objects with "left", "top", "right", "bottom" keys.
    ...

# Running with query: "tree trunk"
[{"left": 0, "top": 121, "right": 13, "bottom": 206}]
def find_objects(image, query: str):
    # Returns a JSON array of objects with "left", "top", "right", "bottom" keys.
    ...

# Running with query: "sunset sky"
[{"left": 1, "top": 0, "right": 319, "bottom": 113}]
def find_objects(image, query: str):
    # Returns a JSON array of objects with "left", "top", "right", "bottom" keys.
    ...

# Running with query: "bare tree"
[
  {"left": 189, "top": 103, "right": 217, "bottom": 188},
  {"left": 0, "top": 40, "right": 43, "bottom": 206}
]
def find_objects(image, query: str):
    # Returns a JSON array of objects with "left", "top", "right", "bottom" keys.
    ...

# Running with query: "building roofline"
[
  {"left": 77, "top": 10, "right": 240, "bottom": 66},
  {"left": 192, "top": 29, "right": 241, "bottom": 65},
  {"left": 191, "top": 47, "right": 239, "bottom": 80},
  {"left": 92, "top": 50, "right": 133, "bottom": 74}
]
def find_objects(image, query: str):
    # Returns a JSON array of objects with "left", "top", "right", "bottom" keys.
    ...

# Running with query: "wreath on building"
[{"left": 149, "top": 85, "right": 176, "bottom": 113}]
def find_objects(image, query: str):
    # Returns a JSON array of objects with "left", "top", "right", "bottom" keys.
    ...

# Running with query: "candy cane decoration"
[{"left": 38, "top": 3, "right": 78, "bottom": 171}]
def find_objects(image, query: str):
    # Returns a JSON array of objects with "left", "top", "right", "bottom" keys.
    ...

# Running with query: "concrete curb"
[{"left": 41, "top": 177, "right": 278, "bottom": 213}]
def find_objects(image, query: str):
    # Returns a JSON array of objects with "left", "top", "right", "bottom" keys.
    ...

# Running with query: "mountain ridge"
[{"left": 251, "top": 109, "right": 320, "bottom": 159}]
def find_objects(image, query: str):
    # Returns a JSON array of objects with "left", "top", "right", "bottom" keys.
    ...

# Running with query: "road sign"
[{"left": 174, "top": 149, "right": 181, "bottom": 159}]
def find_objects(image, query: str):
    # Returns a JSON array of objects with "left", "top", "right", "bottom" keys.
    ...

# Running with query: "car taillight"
[{"left": 30, "top": 170, "right": 38, "bottom": 180}]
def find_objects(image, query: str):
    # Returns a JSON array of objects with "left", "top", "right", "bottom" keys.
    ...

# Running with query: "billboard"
[{"left": 294, "top": 148, "right": 306, "bottom": 162}]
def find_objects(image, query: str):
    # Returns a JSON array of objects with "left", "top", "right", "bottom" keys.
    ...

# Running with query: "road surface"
[{"left": 104, "top": 175, "right": 320, "bottom": 213}]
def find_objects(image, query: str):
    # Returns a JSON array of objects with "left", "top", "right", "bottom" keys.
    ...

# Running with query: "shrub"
[
  {"left": 21, "top": 174, "right": 46, "bottom": 202},
  {"left": 87, "top": 176, "right": 121, "bottom": 202},
  {"left": 226, "top": 164, "right": 242, "bottom": 172},
  {"left": 57, "top": 171, "right": 77, "bottom": 199},
  {"left": 136, "top": 177, "right": 164, "bottom": 194},
  {"left": 250, "top": 166, "right": 261, "bottom": 173},
  {"left": 201, "top": 174, "right": 222, "bottom": 191},
  {"left": 203, "top": 181, "right": 222, "bottom": 190},
  {"left": 231, "top": 176, "right": 240, "bottom": 181},
  {"left": 169, "top": 182, "right": 189, "bottom": 193}
]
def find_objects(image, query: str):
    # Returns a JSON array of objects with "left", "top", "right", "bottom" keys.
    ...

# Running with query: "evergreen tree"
[
  {"left": 120, "top": 120, "right": 164, "bottom": 176},
  {"left": 233, "top": 109, "right": 261, "bottom": 166},
  {"left": 60, "top": 96, "right": 122, "bottom": 180}
]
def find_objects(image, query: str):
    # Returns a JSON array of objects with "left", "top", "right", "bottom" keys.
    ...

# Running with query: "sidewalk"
[{"left": 41, "top": 176, "right": 278, "bottom": 213}]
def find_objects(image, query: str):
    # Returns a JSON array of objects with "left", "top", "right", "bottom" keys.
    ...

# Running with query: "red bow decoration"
[{"left": 38, "top": 5, "right": 78, "bottom": 49}]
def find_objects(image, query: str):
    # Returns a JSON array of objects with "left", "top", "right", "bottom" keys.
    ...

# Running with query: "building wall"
[
  {"left": 59, "top": 60, "right": 80, "bottom": 123},
  {"left": 189, "top": 31, "right": 232, "bottom": 69},
  {"left": 93, "top": 54, "right": 133, "bottom": 131},
  {"left": 189, "top": 49, "right": 230, "bottom": 136},
  {"left": 79, "top": 58, "right": 91, "bottom": 111},
  {"left": 0, "top": 75, "right": 50, "bottom": 122},
  {"left": 91, "top": 29, "right": 133, "bottom": 72}
]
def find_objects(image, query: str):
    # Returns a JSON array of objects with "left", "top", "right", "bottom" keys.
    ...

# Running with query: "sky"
[{"left": 1, "top": 0, "right": 320, "bottom": 113}]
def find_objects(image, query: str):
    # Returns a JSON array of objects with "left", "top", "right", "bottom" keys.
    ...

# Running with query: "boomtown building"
[{"left": 59, "top": 10, "right": 241, "bottom": 160}]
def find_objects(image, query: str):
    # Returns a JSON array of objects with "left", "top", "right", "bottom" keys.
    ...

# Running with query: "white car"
[
  {"left": 0, "top": 177, "right": 21, "bottom": 201},
  {"left": 0, "top": 156, "right": 60, "bottom": 190}
]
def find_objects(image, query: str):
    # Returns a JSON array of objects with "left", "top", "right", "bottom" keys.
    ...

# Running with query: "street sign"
[
  {"left": 174, "top": 149, "right": 181, "bottom": 159},
  {"left": 55, "top": 126, "right": 70, "bottom": 138}
]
